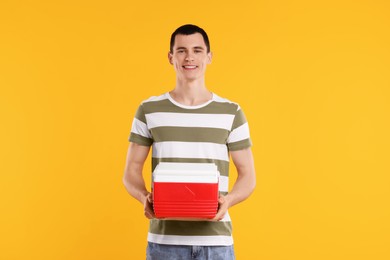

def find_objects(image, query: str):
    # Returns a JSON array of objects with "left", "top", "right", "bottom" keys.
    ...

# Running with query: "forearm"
[
  {"left": 123, "top": 164, "right": 149, "bottom": 205},
  {"left": 213, "top": 162, "right": 256, "bottom": 221},
  {"left": 226, "top": 147, "right": 256, "bottom": 208},
  {"left": 123, "top": 143, "right": 151, "bottom": 206},
  {"left": 225, "top": 167, "right": 256, "bottom": 208}
]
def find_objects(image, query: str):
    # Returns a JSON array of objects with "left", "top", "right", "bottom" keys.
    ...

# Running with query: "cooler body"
[{"left": 152, "top": 163, "right": 220, "bottom": 219}]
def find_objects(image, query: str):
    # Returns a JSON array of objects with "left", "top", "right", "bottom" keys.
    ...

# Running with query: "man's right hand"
[{"left": 143, "top": 192, "right": 155, "bottom": 219}]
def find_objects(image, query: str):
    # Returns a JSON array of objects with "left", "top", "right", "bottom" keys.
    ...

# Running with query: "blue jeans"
[{"left": 146, "top": 242, "right": 235, "bottom": 260}]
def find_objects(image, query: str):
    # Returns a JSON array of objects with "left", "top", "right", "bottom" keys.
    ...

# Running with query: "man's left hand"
[{"left": 213, "top": 195, "right": 231, "bottom": 221}]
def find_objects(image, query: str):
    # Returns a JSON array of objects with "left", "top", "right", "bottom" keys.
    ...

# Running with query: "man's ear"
[
  {"left": 168, "top": 52, "right": 173, "bottom": 65},
  {"left": 207, "top": 51, "right": 213, "bottom": 64}
]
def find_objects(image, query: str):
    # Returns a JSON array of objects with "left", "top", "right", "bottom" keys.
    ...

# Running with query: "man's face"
[{"left": 168, "top": 33, "right": 212, "bottom": 82}]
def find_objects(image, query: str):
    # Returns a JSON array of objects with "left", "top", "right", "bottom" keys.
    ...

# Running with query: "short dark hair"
[{"left": 170, "top": 24, "right": 210, "bottom": 54}]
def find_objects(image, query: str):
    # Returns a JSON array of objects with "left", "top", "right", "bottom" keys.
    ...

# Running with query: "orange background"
[{"left": 1, "top": 0, "right": 389, "bottom": 259}]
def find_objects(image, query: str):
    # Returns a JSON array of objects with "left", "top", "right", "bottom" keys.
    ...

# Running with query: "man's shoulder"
[
  {"left": 140, "top": 93, "right": 168, "bottom": 104},
  {"left": 212, "top": 93, "right": 241, "bottom": 111}
]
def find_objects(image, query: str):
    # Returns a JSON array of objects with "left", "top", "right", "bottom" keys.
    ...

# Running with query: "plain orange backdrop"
[{"left": 1, "top": 0, "right": 389, "bottom": 259}]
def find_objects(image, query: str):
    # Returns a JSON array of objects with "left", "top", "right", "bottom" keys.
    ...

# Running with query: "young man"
[{"left": 123, "top": 24, "right": 256, "bottom": 260}]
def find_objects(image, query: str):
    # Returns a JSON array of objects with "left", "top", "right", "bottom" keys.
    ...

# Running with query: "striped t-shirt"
[{"left": 129, "top": 92, "right": 252, "bottom": 246}]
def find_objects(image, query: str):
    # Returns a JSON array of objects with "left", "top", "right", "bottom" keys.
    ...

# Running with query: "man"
[{"left": 123, "top": 24, "right": 256, "bottom": 260}]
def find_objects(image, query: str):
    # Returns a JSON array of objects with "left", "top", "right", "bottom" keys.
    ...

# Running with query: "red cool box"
[{"left": 152, "top": 162, "right": 220, "bottom": 219}]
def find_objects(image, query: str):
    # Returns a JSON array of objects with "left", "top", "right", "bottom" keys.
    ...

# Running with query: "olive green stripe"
[
  {"left": 231, "top": 109, "right": 248, "bottom": 130},
  {"left": 134, "top": 104, "right": 147, "bottom": 123},
  {"left": 152, "top": 157, "right": 230, "bottom": 177},
  {"left": 151, "top": 127, "right": 228, "bottom": 144},
  {"left": 129, "top": 133, "right": 153, "bottom": 146},
  {"left": 143, "top": 99, "right": 238, "bottom": 115},
  {"left": 228, "top": 138, "right": 252, "bottom": 151},
  {"left": 149, "top": 219, "right": 232, "bottom": 236}
]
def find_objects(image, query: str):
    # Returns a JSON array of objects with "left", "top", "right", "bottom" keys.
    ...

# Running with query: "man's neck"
[{"left": 170, "top": 78, "right": 212, "bottom": 106}]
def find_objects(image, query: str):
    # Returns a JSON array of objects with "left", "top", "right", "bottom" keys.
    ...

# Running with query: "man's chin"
[{"left": 179, "top": 76, "right": 199, "bottom": 82}]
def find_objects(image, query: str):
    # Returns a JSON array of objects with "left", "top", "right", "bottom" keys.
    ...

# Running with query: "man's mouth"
[{"left": 183, "top": 65, "right": 197, "bottom": 70}]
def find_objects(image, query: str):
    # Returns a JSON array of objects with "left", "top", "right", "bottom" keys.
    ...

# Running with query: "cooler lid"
[
  {"left": 153, "top": 162, "right": 220, "bottom": 183},
  {"left": 154, "top": 162, "right": 217, "bottom": 172}
]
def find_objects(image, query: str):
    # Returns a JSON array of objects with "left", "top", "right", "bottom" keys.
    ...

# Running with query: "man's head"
[
  {"left": 170, "top": 24, "right": 210, "bottom": 54},
  {"left": 168, "top": 24, "right": 212, "bottom": 82}
]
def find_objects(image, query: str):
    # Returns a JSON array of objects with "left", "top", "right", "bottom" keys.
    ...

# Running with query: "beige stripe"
[
  {"left": 149, "top": 219, "right": 232, "bottom": 236},
  {"left": 151, "top": 127, "right": 229, "bottom": 144},
  {"left": 152, "top": 158, "right": 230, "bottom": 177}
]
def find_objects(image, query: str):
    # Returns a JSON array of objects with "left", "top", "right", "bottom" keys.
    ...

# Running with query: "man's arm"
[
  {"left": 122, "top": 142, "right": 154, "bottom": 219},
  {"left": 213, "top": 147, "right": 256, "bottom": 220}
]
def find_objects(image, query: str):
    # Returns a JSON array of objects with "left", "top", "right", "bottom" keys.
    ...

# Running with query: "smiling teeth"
[{"left": 184, "top": 66, "right": 196, "bottom": 68}]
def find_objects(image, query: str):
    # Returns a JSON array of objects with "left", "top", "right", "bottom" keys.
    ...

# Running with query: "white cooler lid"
[
  {"left": 153, "top": 162, "right": 220, "bottom": 183},
  {"left": 155, "top": 162, "right": 217, "bottom": 172}
]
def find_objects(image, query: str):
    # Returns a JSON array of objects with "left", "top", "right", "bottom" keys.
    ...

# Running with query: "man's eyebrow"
[{"left": 175, "top": 46, "right": 205, "bottom": 50}]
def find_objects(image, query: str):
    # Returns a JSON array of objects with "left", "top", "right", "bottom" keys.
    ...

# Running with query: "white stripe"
[
  {"left": 217, "top": 211, "right": 231, "bottom": 222},
  {"left": 145, "top": 112, "right": 234, "bottom": 130},
  {"left": 147, "top": 233, "right": 233, "bottom": 246},
  {"left": 142, "top": 94, "right": 168, "bottom": 103},
  {"left": 152, "top": 142, "right": 229, "bottom": 162},
  {"left": 219, "top": 175, "right": 229, "bottom": 192},
  {"left": 227, "top": 122, "right": 250, "bottom": 143},
  {"left": 131, "top": 118, "right": 152, "bottom": 139},
  {"left": 213, "top": 94, "right": 237, "bottom": 105}
]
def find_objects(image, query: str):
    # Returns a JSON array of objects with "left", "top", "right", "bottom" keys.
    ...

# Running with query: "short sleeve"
[
  {"left": 128, "top": 104, "right": 153, "bottom": 146},
  {"left": 227, "top": 106, "right": 252, "bottom": 151}
]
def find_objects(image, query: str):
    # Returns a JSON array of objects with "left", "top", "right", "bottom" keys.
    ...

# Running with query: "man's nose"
[{"left": 185, "top": 53, "right": 194, "bottom": 61}]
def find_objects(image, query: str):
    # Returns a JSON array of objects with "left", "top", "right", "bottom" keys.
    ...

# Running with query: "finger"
[
  {"left": 147, "top": 193, "right": 153, "bottom": 203},
  {"left": 213, "top": 215, "right": 223, "bottom": 221},
  {"left": 144, "top": 211, "right": 151, "bottom": 219},
  {"left": 145, "top": 204, "right": 155, "bottom": 216},
  {"left": 212, "top": 214, "right": 220, "bottom": 221},
  {"left": 145, "top": 210, "right": 155, "bottom": 219},
  {"left": 213, "top": 209, "right": 224, "bottom": 221}
]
